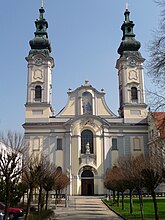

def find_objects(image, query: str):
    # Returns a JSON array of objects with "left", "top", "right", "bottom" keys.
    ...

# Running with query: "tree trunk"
[
  {"left": 152, "top": 190, "right": 159, "bottom": 220},
  {"left": 129, "top": 189, "right": 133, "bottom": 214},
  {"left": 45, "top": 190, "right": 49, "bottom": 210},
  {"left": 113, "top": 190, "right": 116, "bottom": 204},
  {"left": 138, "top": 189, "right": 144, "bottom": 220},
  {"left": 4, "top": 178, "right": 10, "bottom": 220},
  {"left": 55, "top": 190, "right": 58, "bottom": 209},
  {"left": 121, "top": 191, "right": 124, "bottom": 210},
  {"left": 117, "top": 191, "right": 120, "bottom": 207},
  {"left": 65, "top": 188, "right": 67, "bottom": 208},
  {"left": 22, "top": 192, "right": 25, "bottom": 206},
  {"left": 25, "top": 187, "right": 33, "bottom": 220},
  {"left": 38, "top": 185, "right": 43, "bottom": 212},
  {"left": 108, "top": 190, "right": 111, "bottom": 201}
]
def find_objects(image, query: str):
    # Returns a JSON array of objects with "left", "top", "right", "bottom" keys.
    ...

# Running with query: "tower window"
[
  {"left": 112, "top": 138, "right": 118, "bottom": 150},
  {"left": 81, "top": 130, "right": 93, "bottom": 154},
  {"left": 131, "top": 87, "right": 138, "bottom": 102},
  {"left": 35, "top": 85, "right": 42, "bottom": 101},
  {"left": 57, "top": 138, "right": 62, "bottom": 150},
  {"left": 127, "top": 27, "right": 131, "bottom": 33}
]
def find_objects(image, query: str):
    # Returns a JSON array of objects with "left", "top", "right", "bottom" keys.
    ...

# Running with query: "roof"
[{"left": 152, "top": 112, "right": 165, "bottom": 138}]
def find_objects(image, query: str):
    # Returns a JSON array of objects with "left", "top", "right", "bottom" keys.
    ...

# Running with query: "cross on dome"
[
  {"left": 41, "top": 0, "right": 44, "bottom": 8},
  {"left": 126, "top": 1, "right": 129, "bottom": 10}
]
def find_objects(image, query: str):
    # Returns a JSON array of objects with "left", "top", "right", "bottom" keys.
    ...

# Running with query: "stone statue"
[{"left": 86, "top": 142, "right": 90, "bottom": 154}]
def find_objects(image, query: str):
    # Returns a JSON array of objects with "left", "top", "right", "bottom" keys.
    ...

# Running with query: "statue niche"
[{"left": 82, "top": 92, "right": 92, "bottom": 115}]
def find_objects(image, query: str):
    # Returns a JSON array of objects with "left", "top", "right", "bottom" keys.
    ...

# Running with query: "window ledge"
[{"left": 80, "top": 154, "right": 96, "bottom": 159}]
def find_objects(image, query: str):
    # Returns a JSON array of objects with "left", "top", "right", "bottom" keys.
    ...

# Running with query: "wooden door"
[{"left": 81, "top": 178, "right": 94, "bottom": 196}]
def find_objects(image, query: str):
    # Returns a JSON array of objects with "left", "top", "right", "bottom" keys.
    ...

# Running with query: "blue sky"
[{"left": 0, "top": 0, "right": 160, "bottom": 133}]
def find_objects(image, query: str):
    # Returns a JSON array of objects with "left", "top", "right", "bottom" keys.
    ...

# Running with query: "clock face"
[
  {"left": 35, "top": 58, "right": 43, "bottom": 65},
  {"left": 128, "top": 58, "right": 136, "bottom": 67}
]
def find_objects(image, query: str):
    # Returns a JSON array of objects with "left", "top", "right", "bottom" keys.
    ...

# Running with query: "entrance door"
[{"left": 81, "top": 170, "right": 94, "bottom": 196}]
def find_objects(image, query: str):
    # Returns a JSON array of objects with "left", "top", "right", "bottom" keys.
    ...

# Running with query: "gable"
[{"left": 56, "top": 81, "right": 116, "bottom": 118}]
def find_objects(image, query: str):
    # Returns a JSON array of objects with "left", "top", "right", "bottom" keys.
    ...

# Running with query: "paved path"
[{"left": 53, "top": 196, "right": 123, "bottom": 220}]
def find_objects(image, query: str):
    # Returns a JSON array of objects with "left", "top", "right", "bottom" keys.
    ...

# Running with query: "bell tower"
[
  {"left": 116, "top": 7, "right": 147, "bottom": 123},
  {"left": 25, "top": 5, "right": 54, "bottom": 122}
]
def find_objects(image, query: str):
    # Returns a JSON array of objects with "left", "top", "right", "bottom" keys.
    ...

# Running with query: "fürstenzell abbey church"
[{"left": 23, "top": 4, "right": 152, "bottom": 196}]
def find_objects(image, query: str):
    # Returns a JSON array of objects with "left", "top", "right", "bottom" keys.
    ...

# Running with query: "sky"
[{"left": 0, "top": 0, "right": 161, "bottom": 133}]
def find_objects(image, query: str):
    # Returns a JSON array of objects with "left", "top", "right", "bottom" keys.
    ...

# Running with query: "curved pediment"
[{"left": 56, "top": 81, "right": 116, "bottom": 118}]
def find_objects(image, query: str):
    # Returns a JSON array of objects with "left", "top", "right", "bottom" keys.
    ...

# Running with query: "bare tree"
[
  {"left": 23, "top": 157, "right": 41, "bottom": 220},
  {"left": 54, "top": 167, "right": 70, "bottom": 205},
  {"left": 147, "top": 0, "right": 165, "bottom": 88},
  {"left": 0, "top": 131, "right": 27, "bottom": 220},
  {"left": 104, "top": 167, "right": 127, "bottom": 208},
  {"left": 141, "top": 154, "right": 163, "bottom": 220},
  {"left": 23, "top": 156, "right": 55, "bottom": 219},
  {"left": 146, "top": 90, "right": 165, "bottom": 111},
  {"left": 118, "top": 154, "right": 147, "bottom": 219},
  {"left": 118, "top": 156, "right": 136, "bottom": 215},
  {"left": 147, "top": 0, "right": 165, "bottom": 111},
  {"left": 104, "top": 168, "right": 117, "bottom": 203},
  {"left": 42, "top": 163, "right": 59, "bottom": 210},
  {"left": 112, "top": 167, "right": 127, "bottom": 209},
  {"left": 43, "top": 174, "right": 55, "bottom": 210},
  {"left": 36, "top": 156, "right": 51, "bottom": 212},
  {"left": 106, "top": 154, "right": 164, "bottom": 220}
]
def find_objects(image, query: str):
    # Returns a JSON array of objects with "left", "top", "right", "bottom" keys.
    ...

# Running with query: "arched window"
[
  {"left": 81, "top": 130, "right": 93, "bottom": 154},
  {"left": 35, "top": 85, "right": 42, "bottom": 101},
  {"left": 131, "top": 87, "right": 138, "bottom": 102},
  {"left": 82, "top": 92, "right": 92, "bottom": 115}
]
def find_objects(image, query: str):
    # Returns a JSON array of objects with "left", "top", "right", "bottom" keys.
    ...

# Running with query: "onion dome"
[
  {"left": 29, "top": 6, "right": 51, "bottom": 56},
  {"left": 118, "top": 9, "right": 141, "bottom": 56}
]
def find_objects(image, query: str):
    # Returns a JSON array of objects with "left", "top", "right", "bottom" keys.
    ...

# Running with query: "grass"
[
  {"left": 28, "top": 210, "right": 54, "bottom": 220},
  {"left": 104, "top": 197, "right": 165, "bottom": 220}
]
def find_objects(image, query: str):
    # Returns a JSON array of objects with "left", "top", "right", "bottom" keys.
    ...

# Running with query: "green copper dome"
[
  {"left": 118, "top": 9, "right": 141, "bottom": 56},
  {"left": 29, "top": 6, "right": 51, "bottom": 56}
]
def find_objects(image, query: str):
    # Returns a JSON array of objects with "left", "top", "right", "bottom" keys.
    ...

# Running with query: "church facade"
[{"left": 23, "top": 6, "right": 148, "bottom": 195}]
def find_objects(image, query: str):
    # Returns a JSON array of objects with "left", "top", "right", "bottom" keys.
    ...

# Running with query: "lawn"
[{"left": 104, "top": 197, "right": 165, "bottom": 220}]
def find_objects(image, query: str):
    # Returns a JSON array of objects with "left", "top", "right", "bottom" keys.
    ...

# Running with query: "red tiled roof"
[{"left": 152, "top": 112, "right": 165, "bottom": 138}]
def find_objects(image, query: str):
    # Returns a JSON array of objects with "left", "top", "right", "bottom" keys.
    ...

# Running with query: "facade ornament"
[
  {"left": 80, "top": 117, "right": 96, "bottom": 128},
  {"left": 33, "top": 69, "right": 43, "bottom": 81},
  {"left": 128, "top": 70, "right": 138, "bottom": 81}
]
